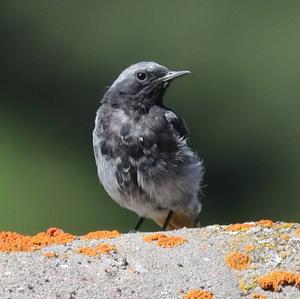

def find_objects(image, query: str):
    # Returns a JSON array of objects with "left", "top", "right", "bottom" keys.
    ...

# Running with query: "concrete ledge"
[{"left": 0, "top": 221, "right": 300, "bottom": 299}]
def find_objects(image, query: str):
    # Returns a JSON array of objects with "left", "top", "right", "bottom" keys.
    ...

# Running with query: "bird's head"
[{"left": 103, "top": 61, "right": 190, "bottom": 113}]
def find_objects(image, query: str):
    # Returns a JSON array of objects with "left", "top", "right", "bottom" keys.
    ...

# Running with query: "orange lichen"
[
  {"left": 251, "top": 294, "right": 267, "bottom": 299},
  {"left": 296, "top": 228, "right": 300, "bottom": 236},
  {"left": 157, "top": 236, "right": 186, "bottom": 248},
  {"left": 0, "top": 231, "right": 28, "bottom": 252},
  {"left": 225, "top": 219, "right": 276, "bottom": 232},
  {"left": 184, "top": 289, "right": 215, "bottom": 299},
  {"left": 0, "top": 228, "right": 75, "bottom": 252},
  {"left": 225, "top": 252, "right": 251, "bottom": 270},
  {"left": 29, "top": 228, "right": 75, "bottom": 250},
  {"left": 43, "top": 252, "right": 58, "bottom": 258},
  {"left": 225, "top": 223, "right": 254, "bottom": 231},
  {"left": 244, "top": 244, "right": 255, "bottom": 252},
  {"left": 76, "top": 243, "right": 116, "bottom": 257},
  {"left": 257, "top": 219, "right": 274, "bottom": 228},
  {"left": 143, "top": 233, "right": 186, "bottom": 248},
  {"left": 81, "top": 230, "right": 121, "bottom": 240},
  {"left": 143, "top": 233, "right": 167, "bottom": 243},
  {"left": 257, "top": 271, "right": 300, "bottom": 291}
]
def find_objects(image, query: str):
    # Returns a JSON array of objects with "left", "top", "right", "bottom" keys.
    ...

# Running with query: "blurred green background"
[{"left": 1, "top": 1, "right": 299, "bottom": 235}]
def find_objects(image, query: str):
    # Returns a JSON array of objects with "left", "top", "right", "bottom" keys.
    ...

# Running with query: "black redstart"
[{"left": 93, "top": 62, "right": 204, "bottom": 230}]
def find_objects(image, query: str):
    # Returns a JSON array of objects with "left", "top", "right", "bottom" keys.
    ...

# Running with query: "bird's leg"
[
  {"left": 130, "top": 217, "right": 145, "bottom": 233},
  {"left": 162, "top": 210, "right": 173, "bottom": 231}
]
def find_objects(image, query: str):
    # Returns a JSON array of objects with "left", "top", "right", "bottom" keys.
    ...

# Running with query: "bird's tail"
[{"left": 154, "top": 211, "right": 200, "bottom": 230}]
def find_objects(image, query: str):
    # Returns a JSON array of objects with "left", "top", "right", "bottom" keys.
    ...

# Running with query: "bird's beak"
[{"left": 159, "top": 70, "right": 191, "bottom": 82}]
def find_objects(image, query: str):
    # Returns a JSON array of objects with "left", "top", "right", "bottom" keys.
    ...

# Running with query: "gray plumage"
[{"left": 93, "top": 61, "right": 204, "bottom": 230}]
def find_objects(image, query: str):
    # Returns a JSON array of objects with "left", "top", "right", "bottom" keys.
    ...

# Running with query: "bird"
[{"left": 93, "top": 61, "right": 204, "bottom": 231}]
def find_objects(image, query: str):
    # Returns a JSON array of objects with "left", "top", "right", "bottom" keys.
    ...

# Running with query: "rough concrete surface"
[{"left": 0, "top": 222, "right": 300, "bottom": 299}]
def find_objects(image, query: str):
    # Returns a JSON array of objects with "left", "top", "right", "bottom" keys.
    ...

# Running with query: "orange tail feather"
[{"left": 154, "top": 212, "right": 199, "bottom": 230}]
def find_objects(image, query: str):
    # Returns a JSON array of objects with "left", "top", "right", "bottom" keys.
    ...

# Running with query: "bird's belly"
[
  {"left": 94, "top": 147, "right": 159, "bottom": 217},
  {"left": 93, "top": 132, "right": 204, "bottom": 218}
]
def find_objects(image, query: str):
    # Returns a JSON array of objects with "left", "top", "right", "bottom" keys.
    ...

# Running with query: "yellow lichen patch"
[
  {"left": 239, "top": 277, "right": 257, "bottom": 294},
  {"left": 279, "top": 251, "right": 289, "bottom": 260},
  {"left": 81, "top": 230, "right": 121, "bottom": 240},
  {"left": 225, "top": 252, "right": 251, "bottom": 270},
  {"left": 76, "top": 243, "right": 116, "bottom": 257},
  {"left": 257, "top": 271, "right": 300, "bottom": 291},
  {"left": 251, "top": 294, "right": 267, "bottom": 299},
  {"left": 143, "top": 233, "right": 167, "bottom": 243},
  {"left": 0, "top": 228, "right": 75, "bottom": 252},
  {"left": 184, "top": 289, "right": 215, "bottom": 299},
  {"left": 239, "top": 278, "right": 250, "bottom": 293},
  {"left": 257, "top": 219, "right": 273, "bottom": 228},
  {"left": 143, "top": 233, "right": 186, "bottom": 248},
  {"left": 263, "top": 242, "right": 275, "bottom": 250},
  {"left": 295, "top": 228, "right": 300, "bottom": 236},
  {"left": 244, "top": 244, "right": 255, "bottom": 252},
  {"left": 43, "top": 252, "right": 58, "bottom": 258},
  {"left": 280, "top": 234, "right": 290, "bottom": 241},
  {"left": 280, "top": 223, "right": 294, "bottom": 229},
  {"left": 225, "top": 223, "right": 254, "bottom": 232}
]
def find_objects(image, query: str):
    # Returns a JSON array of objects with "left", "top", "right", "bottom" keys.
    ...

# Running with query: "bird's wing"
[{"left": 164, "top": 109, "right": 189, "bottom": 140}]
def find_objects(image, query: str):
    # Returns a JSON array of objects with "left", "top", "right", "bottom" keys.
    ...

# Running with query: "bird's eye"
[{"left": 136, "top": 72, "right": 146, "bottom": 81}]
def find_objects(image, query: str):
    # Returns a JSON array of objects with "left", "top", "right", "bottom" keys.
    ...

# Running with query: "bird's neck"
[{"left": 102, "top": 88, "right": 164, "bottom": 116}]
